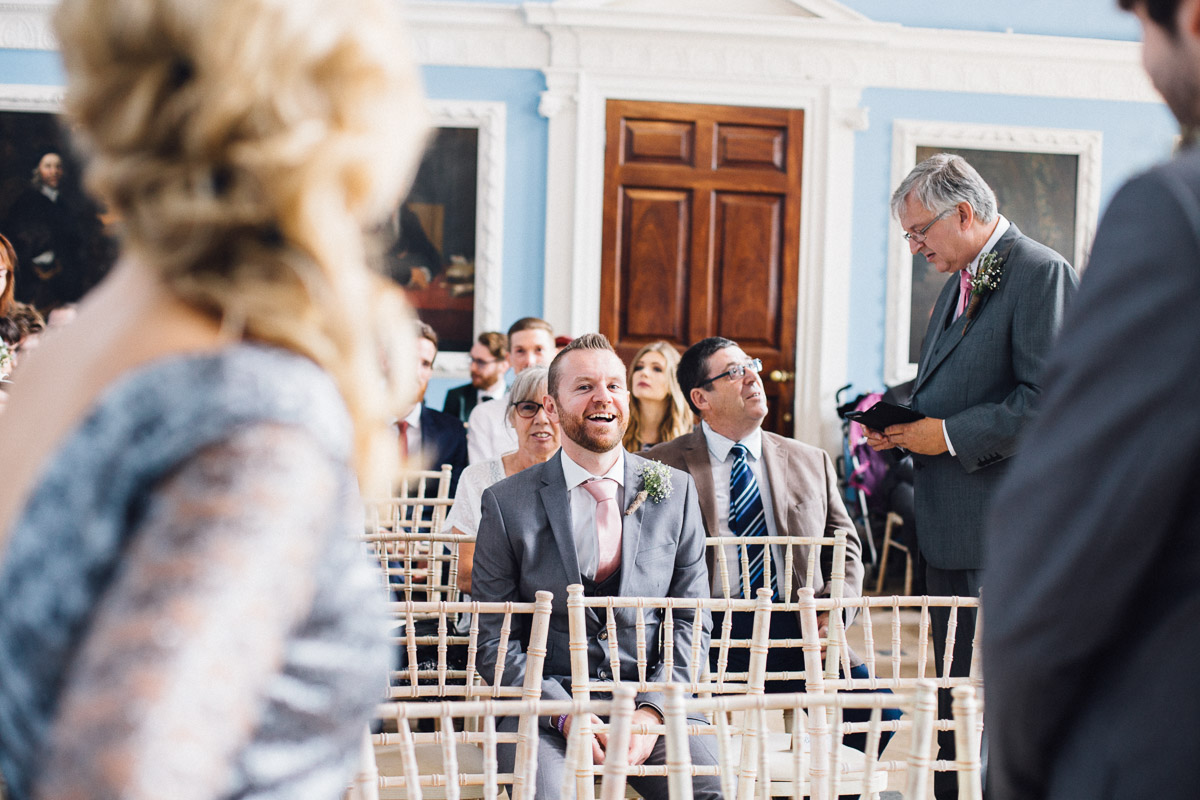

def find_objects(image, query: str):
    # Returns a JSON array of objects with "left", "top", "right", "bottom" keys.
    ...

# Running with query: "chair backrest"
[
  {"left": 363, "top": 521, "right": 467, "bottom": 604},
  {"left": 387, "top": 592, "right": 553, "bottom": 701},
  {"left": 797, "top": 588, "right": 983, "bottom": 691},
  {"left": 705, "top": 532, "right": 849, "bottom": 604},
  {"left": 365, "top": 463, "right": 456, "bottom": 537},
  {"left": 363, "top": 688, "right": 639, "bottom": 800},
  {"left": 565, "top": 584, "right": 773, "bottom": 697},
  {"left": 796, "top": 587, "right": 985, "bottom": 797},
  {"left": 659, "top": 682, "right": 939, "bottom": 800},
  {"left": 363, "top": 464, "right": 462, "bottom": 605}
]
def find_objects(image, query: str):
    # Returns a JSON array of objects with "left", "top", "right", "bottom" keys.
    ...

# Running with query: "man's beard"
[{"left": 560, "top": 410, "right": 627, "bottom": 454}]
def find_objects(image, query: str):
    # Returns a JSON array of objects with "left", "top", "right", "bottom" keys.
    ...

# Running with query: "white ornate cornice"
[
  {"left": 0, "top": 82, "right": 61, "bottom": 111},
  {"left": 0, "top": 2, "right": 56, "bottom": 51},
  {"left": 0, "top": 3, "right": 1158, "bottom": 103}
]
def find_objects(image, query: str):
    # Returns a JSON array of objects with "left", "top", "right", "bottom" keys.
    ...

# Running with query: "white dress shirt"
[
  {"left": 466, "top": 390, "right": 518, "bottom": 464},
  {"left": 943, "top": 215, "right": 1011, "bottom": 457},
  {"left": 701, "top": 422, "right": 783, "bottom": 598},
  {"left": 477, "top": 382, "right": 506, "bottom": 405},
  {"left": 560, "top": 450, "right": 626, "bottom": 581}
]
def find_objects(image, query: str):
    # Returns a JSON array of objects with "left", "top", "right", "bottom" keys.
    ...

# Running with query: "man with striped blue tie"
[{"left": 649, "top": 337, "right": 897, "bottom": 754}]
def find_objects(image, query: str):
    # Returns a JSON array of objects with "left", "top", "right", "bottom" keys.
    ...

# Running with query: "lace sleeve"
[{"left": 34, "top": 424, "right": 342, "bottom": 800}]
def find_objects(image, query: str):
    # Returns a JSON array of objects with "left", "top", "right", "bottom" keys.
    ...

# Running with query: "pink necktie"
[
  {"left": 954, "top": 269, "right": 973, "bottom": 320},
  {"left": 397, "top": 420, "right": 410, "bottom": 463},
  {"left": 582, "top": 478, "right": 621, "bottom": 582}
]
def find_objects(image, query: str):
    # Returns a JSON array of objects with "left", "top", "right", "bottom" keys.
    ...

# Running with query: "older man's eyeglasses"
[
  {"left": 697, "top": 358, "right": 763, "bottom": 389},
  {"left": 902, "top": 208, "right": 954, "bottom": 244},
  {"left": 511, "top": 400, "right": 544, "bottom": 418}
]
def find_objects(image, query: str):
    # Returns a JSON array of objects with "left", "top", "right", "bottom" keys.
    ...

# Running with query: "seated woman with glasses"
[
  {"left": 446, "top": 366, "right": 561, "bottom": 593},
  {"left": 623, "top": 340, "right": 694, "bottom": 452}
]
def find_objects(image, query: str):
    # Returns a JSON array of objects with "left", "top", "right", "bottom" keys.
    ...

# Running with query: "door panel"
[
  {"left": 601, "top": 99, "right": 803, "bottom": 436},
  {"left": 619, "top": 187, "right": 690, "bottom": 342}
]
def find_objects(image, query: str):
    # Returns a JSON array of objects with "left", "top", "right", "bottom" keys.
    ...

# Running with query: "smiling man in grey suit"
[
  {"left": 472, "top": 333, "right": 718, "bottom": 800},
  {"left": 868, "top": 154, "right": 1077, "bottom": 797}
]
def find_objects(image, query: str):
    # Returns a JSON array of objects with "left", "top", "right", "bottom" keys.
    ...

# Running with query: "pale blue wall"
[
  {"left": 0, "top": 49, "right": 65, "bottom": 84},
  {"left": 837, "top": 0, "right": 1141, "bottom": 40},
  {"left": 844, "top": 89, "right": 1177, "bottom": 395}
]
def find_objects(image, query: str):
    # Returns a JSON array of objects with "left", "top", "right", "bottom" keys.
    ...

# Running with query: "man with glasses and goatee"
[{"left": 649, "top": 336, "right": 897, "bottom": 756}]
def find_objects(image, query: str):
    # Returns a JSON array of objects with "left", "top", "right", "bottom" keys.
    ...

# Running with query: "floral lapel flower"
[
  {"left": 964, "top": 251, "right": 1005, "bottom": 326},
  {"left": 625, "top": 460, "right": 673, "bottom": 516},
  {"left": 0, "top": 341, "right": 12, "bottom": 379}
]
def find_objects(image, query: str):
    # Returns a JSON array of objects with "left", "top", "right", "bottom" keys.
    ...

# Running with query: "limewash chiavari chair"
[
  {"left": 564, "top": 584, "right": 773, "bottom": 698},
  {"left": 705, "top": 532, "right": 851, "bottom": 685},
  {"left": 658, "top": 682, "right": 941, "bottom": 800},
  {"left": 705, "top": 531, "right": 850, "bottom": 605},
  {"left": 356, "top": 591, "right": 553, "bottom": 800},
  {"left": 358, "top": 688, "right": 640, "bottom": 800},
  {"left": 797, "top": 587, "right": 985, "bottom": 795},
  {"left": 364, "top": 463, "right": 458, "bottom": 599},
  {"left": 565, "top": 585, "right": 774, "bottom": 799},
  {"left": 386, "top": 592, "right": 553, "bottom": 700},
  {"left": 799, "top": 589, "right": 983, "bottom": 693}
]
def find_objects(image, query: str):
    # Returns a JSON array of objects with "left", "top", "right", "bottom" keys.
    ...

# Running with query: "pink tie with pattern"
[
  {"left": 954, "top": 269, "right": 974, "bottom": 320},
  {"left": 583, "top": 478, "right": 621, "bottom": 582}
]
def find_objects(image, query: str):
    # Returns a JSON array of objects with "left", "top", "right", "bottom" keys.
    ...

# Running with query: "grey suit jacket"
[
  {"left": 983, "top": 150, "right": 1200, "bottom": 800},
  {"left": 910, "top": 223, "right": 1077, "bottom": 570},
  {"left": 472, "top": 449, "right": 710, "bottom": 730},
  {"left": 648, "top": 429, "right": 864, "bottom": 666}
]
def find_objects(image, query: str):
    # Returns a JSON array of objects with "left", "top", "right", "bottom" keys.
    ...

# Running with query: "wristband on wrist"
[{"left": 555, "top": 714, "right": 569, "bottom": 735}]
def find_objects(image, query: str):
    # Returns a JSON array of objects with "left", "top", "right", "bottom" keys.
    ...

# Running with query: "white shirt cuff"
[{"left": 942, "top": 419, "right": 956, "bottom": 457}]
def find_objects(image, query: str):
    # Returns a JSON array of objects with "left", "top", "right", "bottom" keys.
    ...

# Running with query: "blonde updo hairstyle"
[{"left": 53, "top": 0, "right": 428, "bottom": 490}]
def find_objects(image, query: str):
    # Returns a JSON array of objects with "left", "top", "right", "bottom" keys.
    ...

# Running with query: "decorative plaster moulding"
[
  {"left": 0, "top": 3, "right": 1159, "bottom": 102},
  {"left": 884, "top": 118, "right": 1103, "bottom": 387},
  {"left": 0, "top": 82, "right": 61, "bottom": 111}
]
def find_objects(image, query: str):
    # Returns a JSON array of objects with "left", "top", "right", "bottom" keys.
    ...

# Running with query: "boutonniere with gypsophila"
[
  {"left": 624, "top": 460, "right": 673, "bottom": 516},
  {"left": 964, "top": 252, "right": 1005, "bottom": 329}
]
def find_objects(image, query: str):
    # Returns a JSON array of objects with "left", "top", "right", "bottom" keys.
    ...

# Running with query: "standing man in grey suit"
[
  {"left": 472, "top": 333, "right": 719, "bottom": 800},
  {"left": 984, "top": 1, "right": 1200, "bottom": 797},
  {"left": 867, "top": 154, "right": 1077, "bottom": 797}
]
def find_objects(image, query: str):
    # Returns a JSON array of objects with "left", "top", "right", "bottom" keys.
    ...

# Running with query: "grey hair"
[
  {"left": 890, "top": 153, "right": 997, "bottom": 224},
  {"left": 506, "top": 366, "right": 549, "bottom": 427}
]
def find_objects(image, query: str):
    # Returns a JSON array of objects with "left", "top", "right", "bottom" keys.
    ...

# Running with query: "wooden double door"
[{"left": 599, "top": 99, "right": 804, "bottom": 436}]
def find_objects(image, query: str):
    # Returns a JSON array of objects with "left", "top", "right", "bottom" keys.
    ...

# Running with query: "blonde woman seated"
[
  {"left": 448, "top": 366, "right": 561, "bottom": 593},
  {"left": 623, "top": 341, "right": 693, "bottom": 452}
]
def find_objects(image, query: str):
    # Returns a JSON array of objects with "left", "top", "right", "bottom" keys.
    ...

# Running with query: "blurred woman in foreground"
[
  {"left": 0, "top": 0, "right": 427, "bottom": 796},
  {"left": 446, "top": 366, "right": 560, "bottom": 593},
  {"left": 623, "top": 340, "right": 692, "bottom": 451}
]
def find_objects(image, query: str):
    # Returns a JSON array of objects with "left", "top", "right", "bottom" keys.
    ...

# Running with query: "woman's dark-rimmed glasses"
[{"left": 512, "top": 400, "right": 544, "bottom": 419}]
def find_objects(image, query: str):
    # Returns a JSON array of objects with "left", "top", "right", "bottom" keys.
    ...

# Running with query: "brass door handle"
[{"left": 768, "top": 369, "right": 794, "bottom": 383}]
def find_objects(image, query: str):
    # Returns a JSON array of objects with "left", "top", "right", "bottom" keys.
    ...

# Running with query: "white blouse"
[{"left": 444, "top": 458, "right": 507, "bottom": 536}]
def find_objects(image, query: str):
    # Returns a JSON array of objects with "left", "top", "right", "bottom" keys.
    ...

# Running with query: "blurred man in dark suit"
[
  {"left": 442, "top": 331, "right": 508, "bottom": 425},
  {"left": 984, "top": 2, "right": 1200, "bottom": 798}
]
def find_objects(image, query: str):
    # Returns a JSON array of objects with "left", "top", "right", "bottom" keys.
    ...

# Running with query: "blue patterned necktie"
[{"left": 730, "top": 443, "right": 775, "bottom": 599}]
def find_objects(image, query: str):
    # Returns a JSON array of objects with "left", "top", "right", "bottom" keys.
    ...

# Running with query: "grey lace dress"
[{"left": 0, "top": 344, "right": 390, "bottom": 799}]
